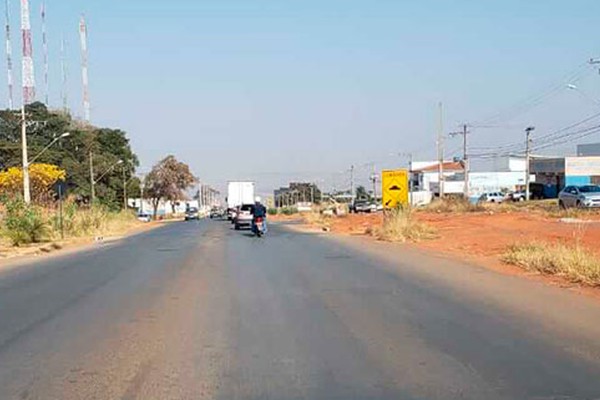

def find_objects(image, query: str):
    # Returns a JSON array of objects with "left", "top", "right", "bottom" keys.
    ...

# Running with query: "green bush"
[
  {"left": 268, "top": 208, "right": 278, "bottom": 215},
  {"left": 281, "top": 207, "right": 298, "bottom": 215},
  {"left": 2, "top": 198, "right": 49, "bottom": 246}
]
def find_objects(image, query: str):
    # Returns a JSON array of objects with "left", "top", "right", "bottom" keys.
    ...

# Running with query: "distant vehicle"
[
  {"left": 508, "top": 190, "right": 526, "bottom": 202},
  {"left": 353, "top": 200, "right": 377, "bottom": 213},
  {"left": 227, "top": 182, "right": 255, "bottom": 220},
  {"left": 209, "top": 207, "right": 223, "bottom": 219},
  {"left": 234, "top": 204, "right": 254, "bottom": 230},
  {"left": 479, "top": 192, "right": 505, "bottom": 203},
  {"left": 137, "top": 212, "right": 152, "bottom": 222},
  {"left": 185, "top": 207, "right": 200, "bottom": 221},
  {"left": 559, "top": 185, "right": 600, "bottom": 209}
]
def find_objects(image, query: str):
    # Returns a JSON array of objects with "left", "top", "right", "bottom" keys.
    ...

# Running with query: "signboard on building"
[
  {"left": 565, "top": 157, "right": 600, "bottom": 176},
  {"left": 382, "top": 169, "right": 409, "bottom": 209}
]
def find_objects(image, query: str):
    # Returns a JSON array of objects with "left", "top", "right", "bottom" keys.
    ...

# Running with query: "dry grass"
[
  {"left": 371, "top": 208, "right": 436, "bottom": 242},
  {"left": 502, "top": 241, "right": 600, "bottom": 286},
  {"left": 422, "top": 197, "right": 485, "bottom": 213},
  {"left": 302, "top": 211, "right": 332, "bottom": 230}
]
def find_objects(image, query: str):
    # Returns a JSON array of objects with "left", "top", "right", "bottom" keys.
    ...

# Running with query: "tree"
[
  {"left": 356, "top": 185, "right": 369, "bottom": 200},
  {"left": 0, "top": 163, "right": 66, "bottom": 204},
  {"left": 0, "top": 103, "right": 139, "bottom": 209},
  {"left": 144, "top": 155, "right": 196, "bottom": 218}
]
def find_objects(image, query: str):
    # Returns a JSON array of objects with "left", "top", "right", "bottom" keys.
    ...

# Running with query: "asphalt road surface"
[{"left": 1, "top": 220, "right": 600, "bottom": 400}]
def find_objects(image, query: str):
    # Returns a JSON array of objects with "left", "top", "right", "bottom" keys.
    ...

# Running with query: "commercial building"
[
  {"left": 530, "top": 156, "right": 600, "bottom": 197},
  {"left": 577, "top": 143, "right": 600, "bottom": 157}
]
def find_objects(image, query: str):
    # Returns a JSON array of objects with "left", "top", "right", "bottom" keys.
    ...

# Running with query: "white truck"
[{"left": 227, "top": 181, "right": 256, "bottom": 222}]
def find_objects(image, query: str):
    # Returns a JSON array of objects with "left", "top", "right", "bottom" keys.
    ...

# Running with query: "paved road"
[{"left": 1, "top": 220, "right": 600, "bottom": 399}]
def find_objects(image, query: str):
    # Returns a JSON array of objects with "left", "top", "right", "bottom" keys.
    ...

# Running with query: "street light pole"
[
  {"left": 21, "top": 105, "right": 31, "bottom": 204},
  {"left": 28, "top": 132, "right": 70, "bottom": 164},
  {"left": 525, "top": 126, "right": 535, "bottom": 201},
  {"left": 89, "top": 150, "right": 95, "bottom": 203}
]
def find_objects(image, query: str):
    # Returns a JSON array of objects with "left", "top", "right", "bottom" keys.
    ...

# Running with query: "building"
[
  {"left": 411, "top": 158, "right": 532, "bottom": 201},
  {"left": 577, "top": 143, "right": 600, "bottom": 157},
  {"left": 530, "top": 156, "right": 600, "bottom": 197},
  {"left": 274, "top": 182, "right": 321, "bottom": 207}
]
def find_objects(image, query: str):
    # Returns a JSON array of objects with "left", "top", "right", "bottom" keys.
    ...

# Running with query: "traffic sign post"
[{"left": 382, "top": 169, "right": 409, "bottom": 209}]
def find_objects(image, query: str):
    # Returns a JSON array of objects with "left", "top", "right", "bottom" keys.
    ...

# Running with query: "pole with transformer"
[
  {"left": 525, "top": 126, "right": 535, "bottom": 201},
  {"left": 437, "top": 102, "right": 445, "bottom": 198},
  {"left": 450, "top": 124, "right": 470, "bottom": 200}
]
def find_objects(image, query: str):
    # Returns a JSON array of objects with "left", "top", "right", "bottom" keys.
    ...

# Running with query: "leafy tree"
[
  {"left": 0, "top": 163, "right": 66, "bottom": 204},
  {"left": 144, "top": 155, "right": 196, "bottom": 218},
  {"left": 356, "top": 185, "right": 369, "bottom": 200},
  {"left": 0, "top": 103, "right": 138, "bottom": 209}
]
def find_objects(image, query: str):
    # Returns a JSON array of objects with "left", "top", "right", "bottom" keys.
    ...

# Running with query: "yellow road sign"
[{"left": 382, "top": 169, "right": 409, "bottom": 209}]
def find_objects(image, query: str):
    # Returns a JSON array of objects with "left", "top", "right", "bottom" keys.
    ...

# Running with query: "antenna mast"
[
  {"left": 21, "top": 0, "right": 35, "bottom": 104},
  {"left": 5, "top": 0, "right": 13, "bottom": 109},
  {"left": 41, "top": 2, "right": 48, "bottom": 105},
  {"left": 79, "top": 14, "right": 90, "bottom": 122}
]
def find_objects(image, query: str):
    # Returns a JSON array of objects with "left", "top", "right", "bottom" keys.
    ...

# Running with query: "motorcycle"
[{"left": 252, "top": 217, "right": 266, "bottom": 237}]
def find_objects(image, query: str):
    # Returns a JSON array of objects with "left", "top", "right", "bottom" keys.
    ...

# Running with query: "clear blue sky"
[{"left": 9, "top": 0, "right": 600, "bottom": 193}]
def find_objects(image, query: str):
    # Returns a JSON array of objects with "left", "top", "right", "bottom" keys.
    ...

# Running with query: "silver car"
[{"left": 558, "top": 185, "right": 600, "bottom": 209}]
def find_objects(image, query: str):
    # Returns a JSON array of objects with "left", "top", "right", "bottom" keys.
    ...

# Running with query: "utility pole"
[
  {"left": 525, "top": 126, "right": 535, "bottom": 201},
  {"left": 450, "top": 124, "right": 470, "bottom": 199},
  {"left": 122, "top": 166, "right": 127, "bottom": 210},
  {"left": 89, "top": 150, "right": 95, "bottom": 202},
  {"left": 437, "top": 102, "right": 445, "bottom": 198},
  {"left": 21, "top": 105, "right": 30, "bottom": 203},
  {"left": 370, "top": 164, "right": 377, "bottom": 203},
  {"left": 350, "top": 165, "right": 355, "bottom": 202}
]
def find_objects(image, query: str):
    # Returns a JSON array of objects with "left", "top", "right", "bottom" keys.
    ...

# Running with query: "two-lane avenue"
[{"left": 1, "top": 220, "right": 600, "bottom": 399}]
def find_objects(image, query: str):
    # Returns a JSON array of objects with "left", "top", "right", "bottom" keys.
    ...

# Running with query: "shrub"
[
  {"left": 502, "top": 242, "right": 600, "bottom": 286},
  {"left": 281, "top": 207, "right": 298, "bottom": 215},
  {"left": 268, "top": 208, "right": 278, "bottom": 215},
  {"left": 1, "top": 198, "right": 49, "bottom": 246},
  {"left": 423, "top": 197, "right": 485, "bottom": 213},
  {"left": 372, "top": 208, "right": 436, "bottom": 242}
]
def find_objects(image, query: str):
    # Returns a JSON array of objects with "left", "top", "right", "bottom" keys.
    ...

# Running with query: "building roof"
[{"left": 413, "top": 161, "right": 464, "bottom": 173}]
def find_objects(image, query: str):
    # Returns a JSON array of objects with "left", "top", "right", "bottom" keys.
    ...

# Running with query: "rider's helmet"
[{"left": 255, "top": 196, "right": 262, "bottom": 203}]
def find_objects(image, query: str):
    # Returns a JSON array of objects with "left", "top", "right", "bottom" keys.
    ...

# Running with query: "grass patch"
[
  {"left": 302, "top": 211, "right": 332, "bottom": 230},
  {"left": 422, "top": 197, "right": 485, "bottom": 213},
  {"left": 372, "top": 208, "right": 436, "bottom": 242},
  {"left": 502, "top": 242, "right": 600, "bottom": 286}
]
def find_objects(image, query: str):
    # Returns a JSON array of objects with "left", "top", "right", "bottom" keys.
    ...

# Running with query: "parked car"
[
  {"left": 354, "top": 200, "right": 377, "bottom": 213},
  {"left": 559, "top": 185, "right": 600, "bottom": 209},
  {"left": 508, "top": 190, "right": 526, "bottom": 202},
  {"left": 137, "top": 212, "right": 152, "bottom": 222},
  {"left": 479, "top": 192, "right": 505, "bottom": 203},
  {"left": 184, "top": 207, "right": 200, "bottom": 221},
  {"left": 234, "top": 204, "right": 254, "bottom": 230}
]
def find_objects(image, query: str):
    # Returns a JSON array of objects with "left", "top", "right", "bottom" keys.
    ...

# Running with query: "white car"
[
  {"left": 479, "top": 192, "right": 505, "bottom": 203},
  {"left": 234, "top": 204, "right": 254, "bottom": 230}
]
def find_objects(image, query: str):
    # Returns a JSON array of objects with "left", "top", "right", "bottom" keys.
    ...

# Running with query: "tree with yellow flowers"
[{"left": 0, "top": 163, "right": 66, "bottom": 204}]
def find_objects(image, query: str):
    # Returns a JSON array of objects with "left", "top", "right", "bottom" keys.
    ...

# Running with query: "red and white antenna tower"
[
  {"left": 20, "top": 0, "right": 35, "bottom": 105},
  {"left": 5, "top": 0, "right": 13, "bottom": 109},
  {"left": 61, "top": 34, "right": 67, "bottom": 112},
  {"left": 79, "top": 14, "right": 90, "bottom": 122},
  {"left": 41, "top": 2, "right": 48, "bottom": 106}
]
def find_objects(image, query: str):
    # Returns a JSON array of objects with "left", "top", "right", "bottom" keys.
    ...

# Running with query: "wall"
[{"left": 565, "top": 176, "right": 591, "bottom": 186}]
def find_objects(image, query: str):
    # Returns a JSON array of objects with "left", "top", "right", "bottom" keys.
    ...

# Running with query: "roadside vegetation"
[
  {"left": 371, "top": 208, "right": 436, "bottom": 242},
  {"left": 1, "top": 197, "right": 139, "bottom": 247},
  {"left": 502, "top": 241, "right": 600, "bottom": 286},
  {"left": 422, "top": 197, "right": 485, "bottom": 213}
]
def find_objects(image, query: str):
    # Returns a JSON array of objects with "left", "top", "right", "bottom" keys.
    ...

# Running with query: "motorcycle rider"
[{"left": 251, "top": 196, "right": 267, "bottom": 235}]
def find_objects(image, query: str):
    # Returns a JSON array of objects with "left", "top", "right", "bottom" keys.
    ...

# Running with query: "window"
[{"left": 579, "top": 185, "right": 600, "bottom": 193}]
